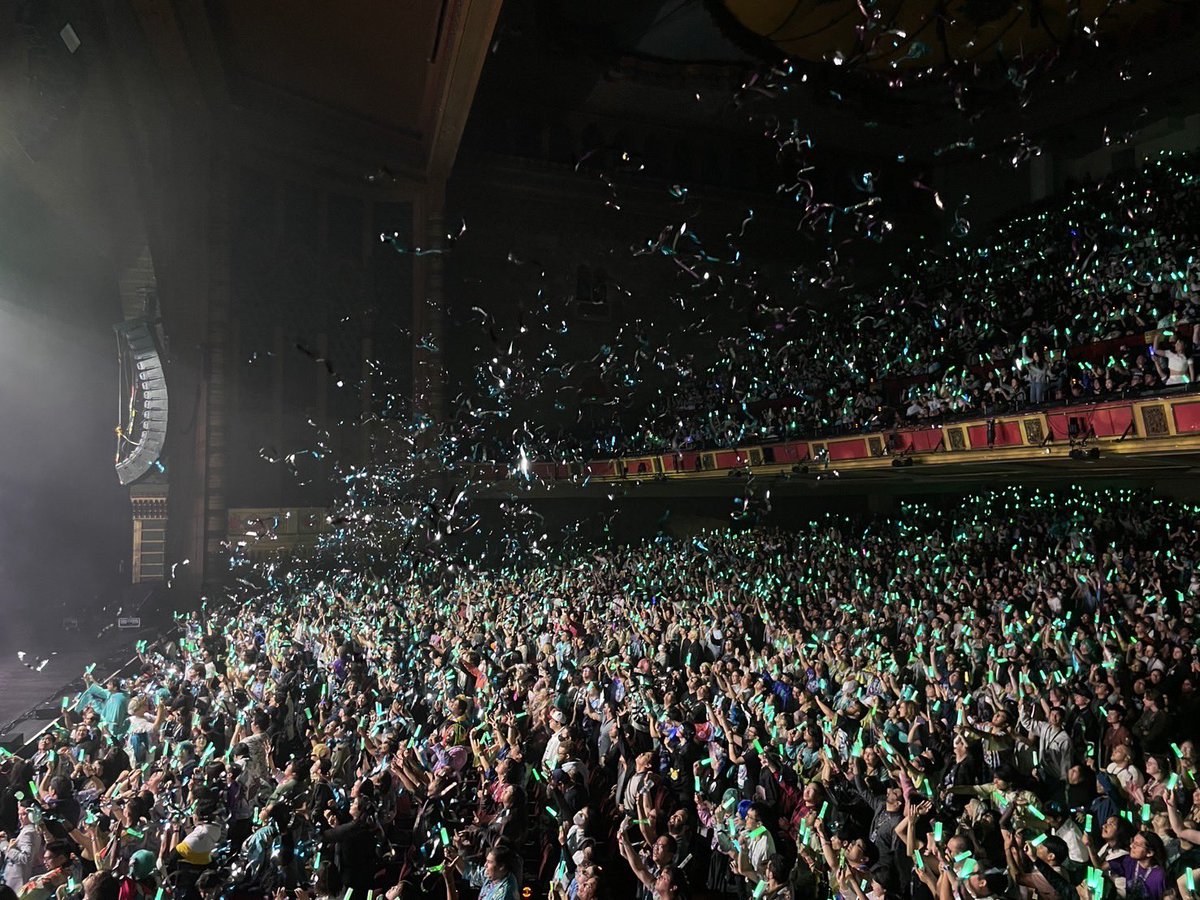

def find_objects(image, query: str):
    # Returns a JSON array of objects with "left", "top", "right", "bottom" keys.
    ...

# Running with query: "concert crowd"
[
  {"left": 1, "top": 486, "right": 1198, "bottom": 900},
  {"left": 578, "top": 154, "right": 1200, "bottom": 457}
]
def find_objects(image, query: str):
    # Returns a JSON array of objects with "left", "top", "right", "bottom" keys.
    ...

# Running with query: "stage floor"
[{"left": 0, "top": 619, "right": 144, "bottom": 738}]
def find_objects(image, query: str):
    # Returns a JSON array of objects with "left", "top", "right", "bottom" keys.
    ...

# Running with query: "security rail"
[{"left": 497, "top": 389, "right": 1200, "bottom": 483}]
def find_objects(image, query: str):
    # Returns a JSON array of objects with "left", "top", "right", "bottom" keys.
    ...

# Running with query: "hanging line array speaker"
[{"left": 114, "top": 319, "right": 168, "bottom": 486}]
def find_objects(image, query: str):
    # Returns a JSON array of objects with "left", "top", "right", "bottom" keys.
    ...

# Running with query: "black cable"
[
  {"left": 763, "top": 0, "right": 805, "bottom": 39},
  {"left": 772, "top": 6, "right": 855, "bottom": 44}
]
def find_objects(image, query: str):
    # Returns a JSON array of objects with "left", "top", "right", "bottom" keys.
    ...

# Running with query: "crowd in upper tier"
[
  {"left": 576, "top": 154, "right": 1200, "bottom": 458},
  {"left": 1, "top": 486, "right": 1199, "bottom": 900}
]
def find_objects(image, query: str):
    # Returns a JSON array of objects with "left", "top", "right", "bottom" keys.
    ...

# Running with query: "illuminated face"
[
  {"left": 845, "top": 838, "right": 871, "bottom": 865},
  {"left": 1101, "top": 817, "right": 1119, "bottom": 841},
  {"left": 652, "top": 836, "right": 673, "bottom": 867},
  {"left": 1129, "top": 834, "right": 1152, "bottom": 862},
  {"left": 484, "top": 851, "right": 505, "bottom": 881}
]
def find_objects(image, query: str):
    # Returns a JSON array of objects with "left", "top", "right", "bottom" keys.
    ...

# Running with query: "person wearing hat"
[
  {"left": 541, "top": 710, "right": 568, "bottom": 772},
  {"left": 118, "top": 850, "right": 158, "bottom": 900}
]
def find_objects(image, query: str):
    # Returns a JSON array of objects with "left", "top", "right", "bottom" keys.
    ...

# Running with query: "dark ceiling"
[
  {"left": 464, "top": 0, "right": 1200, "bottom": 166},
  {"left": 205, "top": 0, "right": 439, "bottom": 137}
]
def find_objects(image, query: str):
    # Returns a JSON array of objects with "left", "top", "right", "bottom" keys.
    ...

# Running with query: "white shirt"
[
  {"left": 1106, "top": 761, "right": 1144, "bottom": 794},
  {"left": 1054, "top": 820, "right": 1087, "bottom": 863},
  {"left": 1162, "top": 349, "right": 1190, "bottom": 383},
  {"left": 2, "top": 824, "right": 42, "bottom": 892}
]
